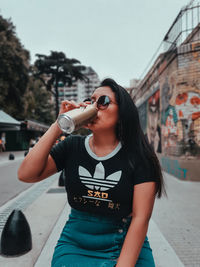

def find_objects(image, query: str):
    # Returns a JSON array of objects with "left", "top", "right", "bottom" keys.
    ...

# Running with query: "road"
[{"left": 0, "top": 154, "right": 33, "bottom": 207}]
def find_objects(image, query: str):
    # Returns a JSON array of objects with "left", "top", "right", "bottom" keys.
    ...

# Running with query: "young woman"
[{"left": 18, "top": 78, "right": 166, "bottom": 267}]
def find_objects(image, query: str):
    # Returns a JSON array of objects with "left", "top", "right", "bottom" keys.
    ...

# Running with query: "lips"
[
  {"left": 90, "top": 117, "right": 99, "bottom": 124},
  {"left": 84, "top": 117, "right": 99, "bottom": 127}
]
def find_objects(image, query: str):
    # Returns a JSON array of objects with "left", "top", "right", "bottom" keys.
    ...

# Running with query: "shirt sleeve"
[
  {"left": 133, "top": 156, "right": 158, "bottom": 185},
  {"left": 50, "top": 135, "right": 73, "bottom": 172}
]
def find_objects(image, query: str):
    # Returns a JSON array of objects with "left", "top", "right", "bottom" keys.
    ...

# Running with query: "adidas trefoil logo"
[{"left": 79, "top": 162, "right": 122, "bottom": 191}]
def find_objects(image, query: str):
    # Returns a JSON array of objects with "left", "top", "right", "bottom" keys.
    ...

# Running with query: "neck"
[
  {"left": 90, "top": 131, "right": 119, "bottom": 157},
  {"left": 92, "top": 131, "right": 119, "bottom": 147}
]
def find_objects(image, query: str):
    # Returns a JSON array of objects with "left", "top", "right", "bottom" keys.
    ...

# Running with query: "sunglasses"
[{"left": 84, "top": 95, "right": 116, "bottom": 110}]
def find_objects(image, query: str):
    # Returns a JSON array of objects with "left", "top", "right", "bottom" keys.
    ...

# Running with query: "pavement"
[
  {"left": 0, "top": 151, "right": 25, "bottom": 166},
  {"left": 0, "top": 151, "right": 198, "bottom": 267}
]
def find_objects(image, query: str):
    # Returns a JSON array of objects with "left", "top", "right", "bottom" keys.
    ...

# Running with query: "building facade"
[
  {"left": 132, "top": 3, "right": 200, "bottom": 181},
  {"left": 57, "top": 67, "right": 100, "bottom": 106}
]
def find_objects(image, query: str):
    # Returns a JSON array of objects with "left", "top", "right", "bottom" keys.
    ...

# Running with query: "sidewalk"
[
  {"left": 0, "top": 171, "right": 185, "bottom": 267},
  {"left": 0, "top": 151, "right": 25, "bottom": 165},
  {"left": 0, "top": 174, "right": 67, "bottom": 267}
]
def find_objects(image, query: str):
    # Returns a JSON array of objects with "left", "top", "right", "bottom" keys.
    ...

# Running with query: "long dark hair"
[{"left": 100, "top": 78, "right": 166, "bottom": 198}]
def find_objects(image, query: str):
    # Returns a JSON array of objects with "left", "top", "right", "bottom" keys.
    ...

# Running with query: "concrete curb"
[
  {"left": 34, "top": 204, "right": 71, "bottom": 267},
  {"left": 148, "top": 220, "right": 184, "bottom": 267},
  {"left": 0, "top": 177, "right": 66, "bottom": 267}
]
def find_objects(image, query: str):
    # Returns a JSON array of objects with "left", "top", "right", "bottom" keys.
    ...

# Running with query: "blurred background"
[{"left": 0, "top": 0, "right": 199, "bottom": 266}]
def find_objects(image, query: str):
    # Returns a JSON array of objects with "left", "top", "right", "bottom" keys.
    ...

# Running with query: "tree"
[
  {"left": 0, "top": 14, "right": 30, "bottom": 119},
  {"left": 33, "top": 51, "right": 89, "bottom": 117},
  {"left": 23, "top": 77, "right": 55, "bottom": 125}
]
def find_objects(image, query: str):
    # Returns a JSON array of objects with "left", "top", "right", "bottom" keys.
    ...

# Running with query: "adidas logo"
[{"left": 79, "top": 162, "right": 122, "bottom": 191}]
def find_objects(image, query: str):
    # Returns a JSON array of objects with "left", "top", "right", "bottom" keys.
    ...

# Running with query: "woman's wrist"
[{"left": 51, "top": 121, "right": 63, "bottom": 135}]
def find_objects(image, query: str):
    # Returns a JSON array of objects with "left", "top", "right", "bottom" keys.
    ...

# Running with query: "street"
[{"left": 0, "top": 152, "right": 33, "bottom": 207}]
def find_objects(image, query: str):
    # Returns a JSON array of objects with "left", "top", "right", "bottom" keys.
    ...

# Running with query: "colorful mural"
[
  {"left": 161, "top": 157, "right": 188, "bottom": 179},
  {"left": 138, "top": 101, "right": 147, "bottom": 134},
  {"left": 135, "top": 39, "right": 200, "bottom": 180},
  {"left": 147, "top": 90, "right": 161, "bottom": 153},
  {"left": 161, "top": 76, "right": 200, "bottom": 156}
]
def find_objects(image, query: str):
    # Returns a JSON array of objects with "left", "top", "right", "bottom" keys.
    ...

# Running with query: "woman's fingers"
[
  {"left": 59, "top": 100, "right": 88, "bottom": 115},
  {"left": 61, "top": 100, "right": 78, "bottom": 108},
  {"left": 79, "top": 102, "right": 88, "bottom": 107},
  {"left": 83, "top": 101, "right": 91, "bottom": 105},
  {"left": 62, "top": 100, "right": 78, "bottom": 109}
]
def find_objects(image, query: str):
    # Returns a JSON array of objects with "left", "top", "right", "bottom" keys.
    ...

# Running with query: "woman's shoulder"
[
  {"left": 68, "top": 134, "right": 87, "bottom": 141},
  {"left": 64, "top": 134, "right": 87, "bottom": 145}
]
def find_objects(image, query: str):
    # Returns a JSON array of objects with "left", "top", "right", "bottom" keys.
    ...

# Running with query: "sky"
[{"left": 0, "top": 0, "right": 191, "bottom": 87}]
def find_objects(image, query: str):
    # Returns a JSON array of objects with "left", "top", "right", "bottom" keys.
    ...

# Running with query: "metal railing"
[
  {"left": 138, "top": 0, "right": 200, "bottom": 82},
  {"left": 164, "top": 0, "right": 200, "bottom": 51}
]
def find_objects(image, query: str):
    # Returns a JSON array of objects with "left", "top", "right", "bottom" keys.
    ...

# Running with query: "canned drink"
[{"left": 57, "top": 105, "right": 98, "bottom": 133}]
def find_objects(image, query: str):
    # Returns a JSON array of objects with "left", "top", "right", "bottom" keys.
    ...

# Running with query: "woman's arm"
[
  {"left": 18, "top": 122, "right": 62, "bottom": 183},
  {"left": 116, "top": 181, "right": 156, "bottom": 267},
  {"left": 18, "top": 100, "right": 85, "bottom": 183}
]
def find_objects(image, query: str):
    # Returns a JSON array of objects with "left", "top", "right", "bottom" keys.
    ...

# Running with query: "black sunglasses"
[{"left": 84, "top": 95, "right": 116, "bottom": 110}]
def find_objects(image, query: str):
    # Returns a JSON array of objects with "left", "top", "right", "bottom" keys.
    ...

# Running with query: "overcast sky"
[{"left": 0, "top": 0, "right": 190, "bottom": 87}]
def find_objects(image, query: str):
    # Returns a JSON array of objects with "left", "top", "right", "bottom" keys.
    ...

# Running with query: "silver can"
[{"left": 57, "top": 105, "right": 98, "bottom": 134}]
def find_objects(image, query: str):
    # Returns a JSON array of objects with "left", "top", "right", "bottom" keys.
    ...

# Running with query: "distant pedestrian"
[
  {"left": 0, "top": 139, "right": 3, "bottom": 152},
  {"left": 0, "top": 133, "right": 6, "bottom": 151},
  {"left": 60, "top": 134, "right": 66, "bottom": 141},
  {"left": 29, "top": 138, "right": 36, "bottom": 148},
  {"left": 18, "top": 78, "right": 166, "bottom": 267}
]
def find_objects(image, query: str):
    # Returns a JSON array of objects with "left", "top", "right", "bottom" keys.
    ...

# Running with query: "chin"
[{"left": 87, "top": 124, "right": 96, "bottom": 131}]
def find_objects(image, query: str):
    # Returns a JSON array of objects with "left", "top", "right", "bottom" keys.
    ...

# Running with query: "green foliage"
[
  {"left": 24, "top": 77, "right": 55, "bottom": 125},
  {"left": 33, "top": 51, "right": 89, "bottom": 117},
  {"left": 0, "top": 14, "right": 30, "bottom": 120},
  {"left": 0, "top": 15, "right": 88, "bottom": 125}
]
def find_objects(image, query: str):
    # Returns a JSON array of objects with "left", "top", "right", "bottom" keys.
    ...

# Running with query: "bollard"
[
  {"left": 0, "top": 209, "right": 32, "bottom": 256},
  {"left": 8, "top": 153, "right": 15, "bottom": 160},
  {"left": 58, "top": 169, "right": 65, "bottom": 187}
]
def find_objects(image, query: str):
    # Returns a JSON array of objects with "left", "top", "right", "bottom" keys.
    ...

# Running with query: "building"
[
  {"left": 125, "top": 79, "right": 141, "bottom": 98},
  {"left": 57, "top": 67, "right": 100, "bottom": 106},
  {"left": 0, "top": 110, "right": 21, "bottom": 151},
  {"left": 0, "top": 110, "right": 49, "bottom": 151},
  {"left": 132, "top": 1, "right": 200, "bottom": 181}
]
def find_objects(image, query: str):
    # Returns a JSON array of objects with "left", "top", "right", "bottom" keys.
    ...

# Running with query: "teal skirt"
[{"left": 51, "top": 209, "right": 155, "bottom": 267}]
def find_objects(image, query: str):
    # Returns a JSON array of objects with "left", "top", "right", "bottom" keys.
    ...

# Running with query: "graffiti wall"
[
  {"left": 161, "top": 157, "right": 188, "bottom": 179},
  {"left": 138, "top": 101, "right": 147, "bottom": 134},
  {"left": 161, "top": 63, "right": 200, "bottom": 156},
  {"left": 135, "top": 38, "right": 200, "bottom": 180},
  {"left": 146, "top": 90, "right": 162, "bottom": 153}
]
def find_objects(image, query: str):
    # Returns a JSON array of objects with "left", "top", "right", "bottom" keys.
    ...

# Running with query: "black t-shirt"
[{"left": 50, "top": 135, "right": 157, "bottom": 218}]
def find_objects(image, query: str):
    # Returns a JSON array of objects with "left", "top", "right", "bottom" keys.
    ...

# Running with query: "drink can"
[{"left": 57, "top": 105, "right": 97, "bottom": 133}]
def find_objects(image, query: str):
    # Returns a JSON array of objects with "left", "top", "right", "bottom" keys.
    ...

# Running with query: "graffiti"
[
  {"left": 147, "top": 90, "right": 161, "bottom": 153},
  {"left": 175, "top": 91, "right": 200, "bottom": 146},
  {"left": 161, "top": 157, "right": 188, "bottom": 179},
  {"left": 161, "top": 71, "right": 200, "bottom": 156},
  {"left": 137, "top": 40, "right": 200, "bottom": 160},
  {"left": 161, "top": 79, "right": 173, "bottom": 121},
  {"left": 138, "top": 101, "right": 147, "bottom": 134}
]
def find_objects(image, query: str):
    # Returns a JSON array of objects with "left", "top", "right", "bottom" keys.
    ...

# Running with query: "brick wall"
[{"left": 136, "top": 37, "right": 200, "bottom": 180}]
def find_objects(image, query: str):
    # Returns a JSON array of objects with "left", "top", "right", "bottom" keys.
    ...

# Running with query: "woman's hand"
[{"left": 58, "top": 100, "right": 87, "bottom": 116}]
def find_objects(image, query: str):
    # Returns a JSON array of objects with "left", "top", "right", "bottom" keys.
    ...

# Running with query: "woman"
[{"left": 18, "top": 78, "right": 166, "bottom": 267}]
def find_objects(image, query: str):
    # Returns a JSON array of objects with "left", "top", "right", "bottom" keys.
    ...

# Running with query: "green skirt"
[{"left": 51, "top": 209, "right": 155, "bottom": 267}]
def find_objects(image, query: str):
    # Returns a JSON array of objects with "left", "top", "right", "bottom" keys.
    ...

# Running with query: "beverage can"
[{"left": 57, "top": 105, "right": 97, "bottom": 133}]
